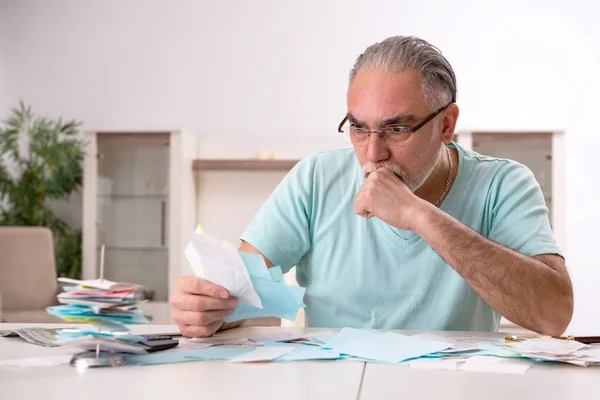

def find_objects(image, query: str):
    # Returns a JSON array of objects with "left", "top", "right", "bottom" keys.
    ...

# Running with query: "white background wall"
[
  {"left": 1, "top": 0, "right": 599, "bottom": 333},
  {"left": 0, "top": 0, "right": 15, "bottom": 118}
]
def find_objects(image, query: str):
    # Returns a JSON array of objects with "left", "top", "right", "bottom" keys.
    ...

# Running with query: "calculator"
[{"left": 140, "top": 336, "right": 180, "bottom": 353}]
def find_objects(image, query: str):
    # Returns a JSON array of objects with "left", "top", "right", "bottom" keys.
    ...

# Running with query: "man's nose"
[{"left": 365, "top": 133, "right": 390, "bottom": 163}]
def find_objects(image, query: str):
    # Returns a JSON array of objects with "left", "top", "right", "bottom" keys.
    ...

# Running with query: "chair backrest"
[{"left": 0, "top": 227, "right": 59, "bottom": 311}]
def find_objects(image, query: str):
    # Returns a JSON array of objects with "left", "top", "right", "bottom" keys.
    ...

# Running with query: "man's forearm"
[{"left": 411, "top": 203, "right": 573, "bottom": 335}]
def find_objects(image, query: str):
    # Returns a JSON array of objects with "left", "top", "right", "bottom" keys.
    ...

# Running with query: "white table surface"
[{"left": 1, "top": 324, "right": 598, "bottom": 400}]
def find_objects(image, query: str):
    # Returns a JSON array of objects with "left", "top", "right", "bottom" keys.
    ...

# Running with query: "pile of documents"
[
  {"left": 0, "top": 327, "right": 62, "bottom": 347},
  {"left": 506, "top": 337, "right": 600, "bottom": 367},
  {"left": 47, "top": 277, "right": 149, "bottom": 331},
  {"left": 185, "top": 228, "right": 306, "bottom": 322},
  {"left": 119, "top": 328, "right": 600, "bottom": 374}
]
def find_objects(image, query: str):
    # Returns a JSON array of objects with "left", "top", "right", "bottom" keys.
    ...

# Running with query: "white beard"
[{"left": 361, "top": 143, "right": 443, "bottom": 192}]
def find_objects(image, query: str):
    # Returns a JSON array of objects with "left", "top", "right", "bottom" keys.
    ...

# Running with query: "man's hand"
[
  {"left": 354, "top": 167, "right": 425, "bottom": 230},
  {"left": 170, "top": 276, "right": 238, "bottom": 337}
]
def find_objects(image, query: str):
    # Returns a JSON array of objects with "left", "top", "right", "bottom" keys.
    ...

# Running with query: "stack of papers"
[
  {"left": 185, "top": 230, "right": 306, "bottom": 322},
  {"left": 507, "top": 338, "right": 600, "bottom": 367},
  {"left": 0, "top": 328, "right": 62, "bottom": 347},
  {"left": 47, "top": 278, "right": 149, "bottom": 331}
]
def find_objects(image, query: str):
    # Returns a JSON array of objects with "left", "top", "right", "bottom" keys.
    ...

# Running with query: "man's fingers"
[
  {"left": 178, "top": 276, "right": 229, "bottom": 298},
  {"left": 178, "top": 320, "right": 224, "bottom": 338},
  {"left": 173, "top": 309, "right": 234, "bottom": 327},
  {"left": 173, "top": 294, "right": 238, "bottom": 312},
  {"left": 354, "top": 189, "right": 374, "bottom": 218}
]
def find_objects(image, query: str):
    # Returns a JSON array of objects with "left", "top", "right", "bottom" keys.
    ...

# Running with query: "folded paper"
[{"left": 185, "top": 230, "right": 262, "bottom": 309}]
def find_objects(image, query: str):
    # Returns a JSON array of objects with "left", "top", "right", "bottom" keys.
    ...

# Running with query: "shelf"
[
  {"left": 96, "top": 246, "right": 168, "bottom": 252},
  {"left": 97, "top": 194, "right": 168, "bottom": 199},
  {"left": 192, "top": 159, "right": 299, "bottom": 171}
]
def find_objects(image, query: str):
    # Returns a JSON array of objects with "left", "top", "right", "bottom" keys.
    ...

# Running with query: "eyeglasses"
[{"left": 337, "top": 103, "right": 451, "bottom": 145}]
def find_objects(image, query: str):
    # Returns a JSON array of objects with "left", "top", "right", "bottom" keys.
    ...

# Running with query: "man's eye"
[
  {"left": 351, "top": 124, "right": 366, "bottom": 133},
  {"left": 390, "top": 126, "right": 410, "bottom": 134}
]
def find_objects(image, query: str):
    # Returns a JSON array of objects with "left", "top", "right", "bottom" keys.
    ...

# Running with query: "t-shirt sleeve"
[
  {"left": 240, "top": 155, "right": 315, "bottom": 273},
  {"left": 487, "top": 162, "right": 562, "bottom": 257}
]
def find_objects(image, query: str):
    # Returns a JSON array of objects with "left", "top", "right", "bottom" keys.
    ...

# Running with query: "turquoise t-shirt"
[{"left": 240, "top": 142, "right": 561, "bottom": 331}]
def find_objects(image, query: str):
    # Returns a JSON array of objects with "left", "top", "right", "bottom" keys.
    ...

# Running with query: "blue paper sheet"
[
  {"left": 264, "top": 342, "right": 342, "bottom": 361},
  {"left": 125, "top": 348, "right": 254, "bottom": 366},
  {"left": 474, "top": 343, "right": 527, "bottom": 358},
  {"left": 323, "top": 328, "right": 382, "bottom": 348},
  {"left": 239, "top": 252, "right": 273, "bottom": 280},
  {"left": 224, "top": 252, "right": 306, "bottom": 322},
  {"left": 327, "top": 328, "right": 450, "bottom": 363}
]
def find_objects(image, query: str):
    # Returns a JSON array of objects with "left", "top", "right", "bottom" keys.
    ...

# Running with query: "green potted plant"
[{"left": 0, "top": 102, "right": 84, "bottom": 279}]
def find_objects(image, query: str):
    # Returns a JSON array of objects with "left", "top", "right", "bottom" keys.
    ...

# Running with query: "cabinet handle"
[{"left": 160, "top": 200, "right": 166, "bottom": 247}]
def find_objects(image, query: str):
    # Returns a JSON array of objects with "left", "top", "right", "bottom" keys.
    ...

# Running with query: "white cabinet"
[{"left": 82, "top": 131, "right": 197, "bottom": 302}]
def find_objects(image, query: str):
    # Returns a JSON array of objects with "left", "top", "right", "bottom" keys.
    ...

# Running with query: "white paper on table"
[
  {"left": 178, "top": 337, "right": 255, "bottom": 349},
  {"left": 60, "top": 336, "right": 148, "bottom": 354},
  {"left": 460, "top": 356, "right": 534, "bottom": 374},
  {"left": 0, "top": 354, "right": 73, "bottom": 368},
  {"left": 409, "top": 358, "right": 464, "bottom": 371},
  {"left": 412, "top": 333, "right": 484, "bottom": 353},
  {"left": 58, "top": 278, "right": 139, "bottom": 292},
  {"left": 507, "top": 338, "right": 588, "bottom": 356},
  {"left": 229, "top": 346, "right": 295, "bottom": 363},
  {"left": 185, "top": 231, "right": 262, "bottom": 309},
  {"left": 250, "top": 332, "right": 311, "bottom": 344}
]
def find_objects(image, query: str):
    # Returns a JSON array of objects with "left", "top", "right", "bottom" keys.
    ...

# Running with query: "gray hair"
[{"left": 349, "top": 36, "right": 457, "bottom": 111}]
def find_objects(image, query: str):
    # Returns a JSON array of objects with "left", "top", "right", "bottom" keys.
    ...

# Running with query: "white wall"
[
  {"left": 4, "top": 0, "right": 599, "bottom": 332},
  {"left": 7, "top": 0, "right": 569, "bottom": 134},
  {"left": 563, "top": 2, "right": 600, "bottom": 335},
  {"left": 0, "top": 0, "right": 16, "bottom": 119}
]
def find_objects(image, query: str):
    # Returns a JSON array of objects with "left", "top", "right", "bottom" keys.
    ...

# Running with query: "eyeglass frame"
[{"left": 337, "top": 103, "right": 452, "bottom": 141}]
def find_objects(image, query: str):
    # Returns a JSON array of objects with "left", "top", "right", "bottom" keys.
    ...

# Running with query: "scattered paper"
[
  {"left": 519, "top": 346, "right": 600, "bottom": 367},
  {"left": 327, "top": 329, "right": 450, "bottom": 363},
  {"left": 57, "top": 278, "right": 139, "bottom": 292},
  {"left": 59, "top": 336, "right": 149, "bottom": 354},
  {"left": 323, "top": 328, "right": 381, "bottom": 348},
  {"left": 276, "top": 346, "right": 342, "bottom": 362},
  {"left": 229, "top": 346, "right": 295, "bottom": 363},
  {"left": 507, "top": 338, "right": 588, "bottom": 356},
  {"left": 474, "top": 343, "right": 527, "bottom": 359},
  {"left": 311, "top": 331, "right": 337, "bottom": 344},
  {"left": 250, "top": 331, "right": 310, "bottom": 344},
  {"left": 0, "top": 354, "right": 73, "bottom": 368},
  {"left": 185, "top": 231, "right": 262, "bottom": 309},
  {"left": 0, "top": 328, "right": 61, "bottom": 347},
  {"left": 460, "top": 356, "right": 534, "bottom": 374},
  {"left": 178, "top": 337, "right": 254, "bottom": 348},
  {"left": 125, "top": 348, "right": 254, "bottom": 366},
  {"left": 413, "top": 333, "right": 482, "bottom": 353}
]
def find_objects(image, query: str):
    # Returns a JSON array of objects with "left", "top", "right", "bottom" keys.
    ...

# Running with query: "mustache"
[{"left": 361, "top": 162, "right": 407, "bottom": 182}]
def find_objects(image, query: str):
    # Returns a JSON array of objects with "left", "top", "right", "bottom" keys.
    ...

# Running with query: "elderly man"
[{"left": 170, "top": 36, "right": 573, "bottom": 337}]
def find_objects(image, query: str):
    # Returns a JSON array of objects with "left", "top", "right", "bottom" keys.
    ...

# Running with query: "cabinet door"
[
  {"left": 96, "top": 133, "right": 170, "bottom": 301},
  {"left": 472, "top": 132, "right": 553, "bottom": 226}
]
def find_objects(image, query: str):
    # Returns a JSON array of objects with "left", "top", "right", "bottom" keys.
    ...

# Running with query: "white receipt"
[
  {"left": 508, "top": 338, "right": 587, "bottom": 356},
  {"left": 412, "top": 333, "right": 484, "bottom": 353},
  {"left": 460, "top": 356, "right": 533, "bottom": 374},
  {"left": 185, "top": 231, "right": 262, "bottom": 309}
]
